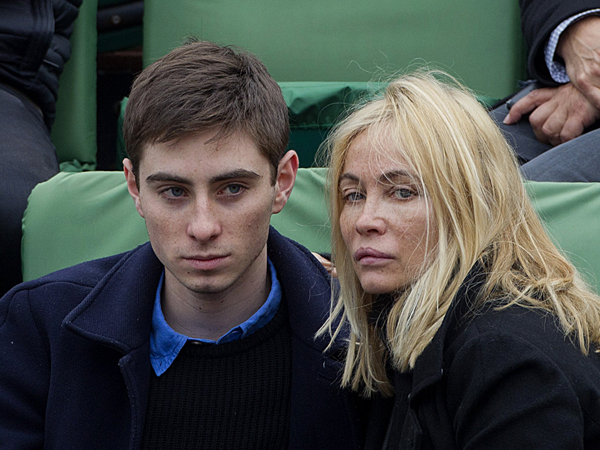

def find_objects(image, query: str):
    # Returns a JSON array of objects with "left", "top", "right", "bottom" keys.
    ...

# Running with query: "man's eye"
[
  {"left": 165, "top": 187, "right": 185, "bottom": 198},
  {"left": 393, "top": 188, "right": 413, "bottom": 199},
  {"left": 224, "top": 184, "right": 244, "bottom": 195}
]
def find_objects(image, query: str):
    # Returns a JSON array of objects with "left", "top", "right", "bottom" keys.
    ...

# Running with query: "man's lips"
[
  {"left": 182, "top": 255, "right": 229, "bottom": 271},
  {"left": 354, "top": 247, "right": 394, "bottom": 265}
]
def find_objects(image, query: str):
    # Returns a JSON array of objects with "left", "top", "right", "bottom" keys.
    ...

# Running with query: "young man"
[{"left": 0, "top": 41, "right": 365, "bottom": 449}]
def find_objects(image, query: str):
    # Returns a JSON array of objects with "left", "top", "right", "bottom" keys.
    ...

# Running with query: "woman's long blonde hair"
[{"left": 321, "top": 71, "right": 600, "bottom": 397}]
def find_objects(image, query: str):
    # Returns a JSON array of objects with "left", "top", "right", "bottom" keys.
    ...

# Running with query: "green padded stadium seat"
[
  {"left": 22, "top": 171, "right": 600, "bottom": 296},
  {"left": 525, "top": 182, "right": 600, "bottom": 291},
  {"left": 50, "top": 0, "right": 526, "bottom": 171},
  {"left": 143, "top": 0, "right": 525, "bottom": 100}
]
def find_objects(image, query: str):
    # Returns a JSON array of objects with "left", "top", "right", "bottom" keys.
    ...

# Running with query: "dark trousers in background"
[{"left": 0, "top": 83, "right": 59, "bottom": 296}]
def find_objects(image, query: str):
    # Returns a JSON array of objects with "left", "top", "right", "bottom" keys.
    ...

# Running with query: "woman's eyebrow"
[
  {"left": 339, "top": 170, "right": 413, "bottom": 185},
  {"left": 379, "top": 169, "right": 413, "bottom": 183},
  {"left": 339, "top": 173, "right": 360, "bottom": 186}
]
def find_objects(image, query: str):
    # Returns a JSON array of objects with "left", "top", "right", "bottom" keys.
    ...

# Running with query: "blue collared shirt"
[{"left": 150, "top": 258, "right": 282, "bottom": 376}]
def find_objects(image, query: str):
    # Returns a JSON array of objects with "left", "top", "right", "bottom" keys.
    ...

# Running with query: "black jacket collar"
[{"left": 63, "top": 242, "right": 161, "bottom": 352}]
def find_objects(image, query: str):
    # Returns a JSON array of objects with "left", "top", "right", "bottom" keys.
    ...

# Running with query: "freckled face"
[
  {"left": 339, "top": 132, "right": 437, "bottom": 294},
  {"left": 125, "top": 130, "right": 284, "bottom": 302}
]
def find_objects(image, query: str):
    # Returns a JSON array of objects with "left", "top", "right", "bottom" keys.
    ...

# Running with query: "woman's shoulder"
[
  {"left": 456, "top": 302, "right": 560, "bottom": 343},
  {"left": 433, "top": 303, "right": 600, "bottom": 449},
  {"left": 444, "top": 302, "right": 600, "bottom": 393}
]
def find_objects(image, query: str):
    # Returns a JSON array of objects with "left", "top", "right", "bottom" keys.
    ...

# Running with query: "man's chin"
[
  {"left": 184, "top": 279, "right": 232, "bottom": 296},
  {"left": 189, "top": 286, "right": 229, "bottom": 295}
]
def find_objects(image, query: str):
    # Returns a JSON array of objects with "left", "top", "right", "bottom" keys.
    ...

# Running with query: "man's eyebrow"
[
  {"left": 146, "top": 172, "right": 192, "bottom": 185},
  {"left": 145, "top": 169, "right": 262, "bottom": 185},
  {"left": 210, "top": 169, "right": 262, "bottom": 184}
]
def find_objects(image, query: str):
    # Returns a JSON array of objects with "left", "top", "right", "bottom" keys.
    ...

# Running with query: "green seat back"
[
  {"left": 51, "top": 0, "right": 98, "bottom": 170},
  {"left": 22, "top": 172, "right": 600, "bottom": 295},
  {"left": 49, "top": 0, "right": 526, "bottom": 170},
  {"left": 116, "top": 82, "right": 385, "bottom": 169},
  {"left": 116, "top": 82, "right": 496, "bottom": 169},
  {"left": 143, "top": 0, "right": 525, "bottom": 100}
]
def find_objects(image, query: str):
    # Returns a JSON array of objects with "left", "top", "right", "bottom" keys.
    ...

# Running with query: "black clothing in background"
[{"left": 0, "top": 0, "right": 81, "bottom": 296}]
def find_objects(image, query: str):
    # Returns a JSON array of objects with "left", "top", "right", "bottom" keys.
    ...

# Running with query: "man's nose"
[{"left": 186, "top": 198, "right": 221, "bottom": 242}]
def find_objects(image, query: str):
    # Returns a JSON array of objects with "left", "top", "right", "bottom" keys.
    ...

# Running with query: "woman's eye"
[
  {"left": 344, "top": 191, "right": 364, "bottom": 203},
  {"left": 393, "top": 188, "right": 413, "bottom": 199}
]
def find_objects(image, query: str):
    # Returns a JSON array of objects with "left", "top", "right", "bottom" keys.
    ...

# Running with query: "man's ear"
[
  {"left": 123, "top": 158, "right": 145, "bottom": 218},
  {"left": 272, "top": 150, "right": 299, "bottom": 214}
]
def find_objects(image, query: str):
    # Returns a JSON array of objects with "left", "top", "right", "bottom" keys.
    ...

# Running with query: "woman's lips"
[{"left": 354, "top": 247, "right": 394, "bottom": 265}]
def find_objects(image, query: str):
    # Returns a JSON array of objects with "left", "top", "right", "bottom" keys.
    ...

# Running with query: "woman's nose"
[{"left": 354, "top": 199, "right": 386, "bottom": 235}]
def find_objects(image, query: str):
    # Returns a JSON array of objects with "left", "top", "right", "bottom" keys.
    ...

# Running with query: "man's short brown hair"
[{"left": 123, "top": 40, "right": 289, "bottom": 182}]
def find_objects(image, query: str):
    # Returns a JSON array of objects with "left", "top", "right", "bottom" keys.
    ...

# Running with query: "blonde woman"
[{"left": 322, "top": 72, "right": 600, "bottom": 449}]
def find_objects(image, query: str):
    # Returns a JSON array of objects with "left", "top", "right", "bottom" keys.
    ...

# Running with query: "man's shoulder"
[
  {"left": 25, "top": 247, "right": 140, "bottom": 288},
  {"left": 268, "top": 232, "right": 332, "bottom": 306},
  {"left": 3, "top": 243, "right": 154, "bottom": 312}
]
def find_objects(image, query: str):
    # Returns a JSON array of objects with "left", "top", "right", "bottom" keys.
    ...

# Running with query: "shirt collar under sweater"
[{"left": 150, "top": 258, "right": 282, "bottom": 376}]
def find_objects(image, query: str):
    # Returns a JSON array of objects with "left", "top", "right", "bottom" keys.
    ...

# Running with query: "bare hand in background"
[
  {"left": 504, "top": 83, "right": 600, "bottom": 145},
  {"left": 504, "top": 15, "right": 600, "bottom": 146},
  {"left": 557, "top": 15, "right": 600, "bottom": 110}
]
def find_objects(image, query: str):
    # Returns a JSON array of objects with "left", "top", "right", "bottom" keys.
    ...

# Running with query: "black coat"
[
  {"left": 520, "top": 0, "right": 600, "bottom": 85},
  {"left": 0, "top": 0, "right": 82, "bottom": 128},
  {"left": 365, "top": 270, "right": 600, "bottom": 449},
  {"left": 0, "top": 228, "right": 366, "bottom": 449}
]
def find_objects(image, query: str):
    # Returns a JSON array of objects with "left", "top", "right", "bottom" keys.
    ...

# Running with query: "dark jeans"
[{"left": 0, "top": 83, "right": 59, "bottom": 296}]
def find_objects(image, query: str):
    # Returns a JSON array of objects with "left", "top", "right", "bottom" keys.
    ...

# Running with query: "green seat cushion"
[
  {"left": 525, "top": 182, "right": 600, "bottom": 291},
  {"left": 22, "top": 171, "right": 600, "bottom": 296},
  {"left": 22, "top": 168, "right": 329, "bottom": 281}
]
